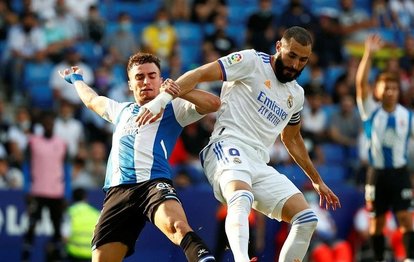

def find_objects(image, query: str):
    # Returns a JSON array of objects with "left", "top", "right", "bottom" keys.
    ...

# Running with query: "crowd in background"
[{"left": 0, "top": 0, "right": 413, "bottom": 261}]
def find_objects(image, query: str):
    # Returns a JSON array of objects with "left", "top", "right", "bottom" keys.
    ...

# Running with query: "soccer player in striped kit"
[
  {"left": 356, "top": 34, "right": 414, "bottom": 261},
  {"left": 59, "top": 52, "right": 219, "bottom": 262},
  {"left": 138, "top": 26, "right": 341, "bottom": 262}
]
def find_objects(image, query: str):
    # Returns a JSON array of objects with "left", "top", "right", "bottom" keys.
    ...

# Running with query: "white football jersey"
[
  {"left": 357, "top": 94, "right": 414, "bottom": 169},
  {"left": 209, "top": 49, "right": 304, "bottom": 162}
]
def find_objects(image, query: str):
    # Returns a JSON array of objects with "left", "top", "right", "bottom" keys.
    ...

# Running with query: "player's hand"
[
  {"left": 161, "top": 78, "right": 181, "bottom": 98},
  {"left": 58, "top": 66, "right": 84, "bottom": 84},
  {"left": 312, "top": 181, "right": 341, "bottom": 210},
  {"left": 365, "top": 34, "right": 383, "bottom": 55}
]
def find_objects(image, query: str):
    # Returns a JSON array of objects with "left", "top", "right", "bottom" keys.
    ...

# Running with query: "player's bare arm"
[
  {"left": 355, "top": 34, "right": 383, "bottom": 101},
  {"left": 180, "top": 89, "right": 221, "bottom": 115},
  {"left": 59, "top": 66, "right": 110, "bottom": 120},
  {"left": 136, "top": 61, "right": 222, "bottom": 125},
  {"left": 281, "top": 123, "right": 341, "bottom": 210}
]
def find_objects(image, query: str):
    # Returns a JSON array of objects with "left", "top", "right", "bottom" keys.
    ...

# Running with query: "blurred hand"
[{"left": 365, "top": 34, "right": 383, "bottom": 54}]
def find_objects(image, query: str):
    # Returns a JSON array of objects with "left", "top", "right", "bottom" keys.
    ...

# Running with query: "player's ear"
[{"left": 128, "top": 81, "right": 132, "bottom": 91}]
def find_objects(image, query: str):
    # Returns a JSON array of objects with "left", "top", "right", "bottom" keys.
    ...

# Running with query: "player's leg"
[
  {"left": 368, "top": 214, "right": 386, "bottom": 262},
  {"left": 278, "top": 193, "right": 318, "bottom": 262},
  {"left": 92, "top": 242, "right": 128, "bottom": 262},
  {"left": 221, "top": 179, "right": 254, "bottom": 262},
  {"left": 252, "top": 166, "right": 317, "bottom": 262},
  {"left": 201, "top": 141, "right": 255, "bottom": 262},
  {"left": 153, "top": 199, "right": 215, "bottom": 261}
]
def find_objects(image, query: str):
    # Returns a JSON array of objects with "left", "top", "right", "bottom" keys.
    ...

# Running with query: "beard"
[{"left": 274, "top": 55, "right": 303, "bottom": 83}]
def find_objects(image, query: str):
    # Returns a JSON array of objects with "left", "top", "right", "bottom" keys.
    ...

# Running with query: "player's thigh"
[
  {"left": 92, "top": 242, "right": 127, "bottom": 262},
  {"left": 252, "top": 166, "right": 301, "bottom": 221},
  {"left": 201, "top": 140, "right": 254, "bottom": 203}
]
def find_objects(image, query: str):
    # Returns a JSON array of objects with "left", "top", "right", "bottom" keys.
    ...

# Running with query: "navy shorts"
[
  {"left": 91, "top": 178, "right": 181, "bottom": 257},
  {"left": 369, "top": 166, "right": 413, "bottom": 216}
]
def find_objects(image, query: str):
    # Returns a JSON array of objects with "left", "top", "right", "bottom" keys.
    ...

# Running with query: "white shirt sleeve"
[
  {"left": 356, "top": 93, "right": 379, "bottom": 121},
  {"left": 218, "top": 49, "right": 256, "bottom": 82},
  {"left": 104, "top": 100, "right": 132, "bottom": 124},
  {"left": 171, "top": 99, "right": 204, "bottom": 127}
]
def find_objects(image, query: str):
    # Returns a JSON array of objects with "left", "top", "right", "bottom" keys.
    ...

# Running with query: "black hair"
[{"left": 282, "top": 26, "right": 313, "bottom": 47}]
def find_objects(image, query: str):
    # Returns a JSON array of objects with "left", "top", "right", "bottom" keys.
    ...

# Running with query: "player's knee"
[
  {"left": 172, "top": 220, "right": 192, "bottom": 244},
  {"left": 226, "top": 190, "right": 254, "bottom": 213},
  {"left": 291, "top": 209, "right": 318, "bottom": 236}
]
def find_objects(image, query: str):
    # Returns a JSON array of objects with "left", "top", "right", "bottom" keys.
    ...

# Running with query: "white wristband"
[{"left": 158, "top": 92, "right": 173, "bottom": 108}]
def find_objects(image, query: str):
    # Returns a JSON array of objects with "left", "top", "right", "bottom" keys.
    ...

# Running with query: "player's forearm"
[
  {"left": 73, "top": 81, "right": 99, "bottom": 108},
  {"left": 283, "top": 136, "right": 323, "bottom": 184},
  {"left": 355, "top": 49, "right": 373, "bottom": 99},
  {"left": 180, "top": 89, "right": 221, "bottom": 114}
]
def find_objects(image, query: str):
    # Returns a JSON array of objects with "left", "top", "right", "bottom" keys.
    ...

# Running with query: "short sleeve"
[
  {"left": 172, "top": 99, "right": 204, "bottom": 127},
  {"left": 104, "top": 100, "right": 132, "bottom": 124},
  {"left": 218, "top": 50, "right": 256, "bottom": 82}
]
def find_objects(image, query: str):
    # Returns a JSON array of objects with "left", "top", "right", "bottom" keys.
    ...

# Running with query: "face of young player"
[
  {"left": 128, "top": 63, "right": 163, "bottom": 105},
  {"left": 274, "top": 38, "right": 311, "bottom": 83},
  {"left": 376, "top": 80, "right": 400, "bottom": 109}
]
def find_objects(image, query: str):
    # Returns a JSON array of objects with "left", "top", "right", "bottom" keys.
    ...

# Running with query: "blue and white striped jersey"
[
  {"left": 211, "top": 49, "right": 304, "bottom": 162},
  {"left": 357, "top": 94, "right": 414, "bottom": 169},
  {"left": 101, "top": 98, "right": 203, "bottom": 191}
]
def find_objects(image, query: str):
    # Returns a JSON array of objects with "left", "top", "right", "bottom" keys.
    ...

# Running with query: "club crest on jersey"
[
  {"left": 287, "top": 95, "right": 293, "bottom": 109},
  {"left": 233, "top": 157, "right": 242, "bottom": 164},
  {"left": 226, "top": 53, "right": 243, "bottom": 66}
]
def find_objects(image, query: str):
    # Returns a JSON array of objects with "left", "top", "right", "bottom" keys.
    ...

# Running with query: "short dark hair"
[
  {"left": 376, "top": 71, "right": 400, "bottom": 86},
  {"left": 282, "top": 26, "right": 313, "bottom": 47},
  {"left": 127, "top": 52, "right": 161, "bottom": 74}
]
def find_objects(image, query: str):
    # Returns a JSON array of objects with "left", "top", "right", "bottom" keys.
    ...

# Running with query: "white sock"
[
  {"left": 279, "top": 209, "right": 318, "bottom": 262},
  {"left": 225, "top": 190, "right": 254, "bottom": 262}
]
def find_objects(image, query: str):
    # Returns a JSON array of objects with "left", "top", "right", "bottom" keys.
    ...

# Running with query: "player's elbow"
[{"left": 208, "top": 96, "right": 221, "bottom": 112}]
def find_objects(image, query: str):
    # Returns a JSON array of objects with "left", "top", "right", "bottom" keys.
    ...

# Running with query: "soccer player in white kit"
[
  {"left": 356, "top": 34, "right": 414, "bottom": 261},
  {"left": 138, "top": 26, "right": 341, "bottom": 262},
  {"left": 59, "top": 53, "right": 219, "bottom": 262}
]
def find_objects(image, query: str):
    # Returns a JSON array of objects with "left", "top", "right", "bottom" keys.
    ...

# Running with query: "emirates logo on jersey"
[{"left": 287, "top": 95, "right": 293, "bottom": 109}]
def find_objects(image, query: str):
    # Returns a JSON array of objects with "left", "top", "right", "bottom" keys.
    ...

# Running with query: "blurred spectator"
[
  {"left": 7, "top": 106, "right": 33, "bottom": 168},
  {"left": 1, "top": 11, "right": 47, "bottom": 101},
  {"left": 245, "top": 0, "right": 275, "bottom": 53},
  {"left": 54, "top": 100, "right": 85, "bottom": 159},
  {"left": 29, "top": 0, "right": 56, "bottom": 20},
  {"left": 328, "top": 94, "right": 361, "bottom": 150},
  {"left": 372, "top": 0, "right": 395, "bottom": 29},
  {"left": 269, "top": 137, "right": 292, "bottom": 167},
  {"left": 190, "top": 0, "right": 227, "bottom": 24},
  {"left": 399, "top": 33, "right": 414, "bottom": 73},
  {"left": 82, "top": 4, "right": 105, "bottom": 44},
  {"left": 141, "top": 7, "right": 177, "bottom": 71},
  {"left": 50, "top": 45, "right": 94, "bottom": 110},
  {"left": 277, "top": 0, "right": 319, "bottom": 40},
  {"left": 0, "top": 98, "right": 11, "bottom": 155},
  {"left": 338, "top": 0, "right": 376, "bottom": 45},
  {"left": 388, "top": 0, "right": 414, "bottom": 32},
  {"left": 166, "top": 51, "right": 185, "bottom": 80},
  {"left": 0, "top": 0, "right": 18, "bottom": 41},
  {"left": 64, "top": 0, "right": 97, "bottom": 21},
  {"left": 164, "top": 0, "right": 191, "bottom": 22},
  {"left": 204, "top": 13, "right": 236, "bottom": 57},
  {"left": 42, "top": 0, "right": 82, "bottom": 63},
  {"left": 65, "top": 187, "right": 100, "bottom": 262},
  {"left": 301, "top": 88, "right": 328, "bottom": 164},
  {"left": 84, "top": 141, "right": 107, "bottom": 187},
  {"left": 313, "top": 10, "right": 344, "bottom": 68},
  {"left": 71, "top": 156, "right": 97, "bottom": 190},
  {"left": 21, "top": 110, "right": 69, "bottom": 262},
  {"left": 0, "top": 156, "right": 23, "bottom": 189},
  {"left": 103, "top": 12, "right": 138, "bottom": 66}
]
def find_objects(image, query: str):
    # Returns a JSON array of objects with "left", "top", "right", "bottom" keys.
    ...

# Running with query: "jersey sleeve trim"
[
  {"left": 218, "top": 59, "right": 227, "bottom": 81},
  {"left": 288, "top": 111, "right": 301, "bottom": 125}
]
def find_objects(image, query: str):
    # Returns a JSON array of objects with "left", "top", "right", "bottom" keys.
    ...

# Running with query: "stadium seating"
[{"left": 320, "top": 143, "right": 346, "bottom": 165}]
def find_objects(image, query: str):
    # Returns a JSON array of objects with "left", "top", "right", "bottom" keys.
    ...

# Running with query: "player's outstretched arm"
[
  {"left": 281, "top": 123, "right": 341, "bottom": 210},
  {"left": 355, "top": 34, "right": 383, "bottom": 101},
  {"left": 59, "top": 66, "right": 110, "bottom": 119},
  {"left": 180, "top": 89, "right": 221, "bottom": 115}
]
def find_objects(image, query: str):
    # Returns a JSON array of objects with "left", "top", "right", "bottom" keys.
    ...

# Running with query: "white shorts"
[{"left": 200, "top": 139, "right": 301, "bottom": 221}]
